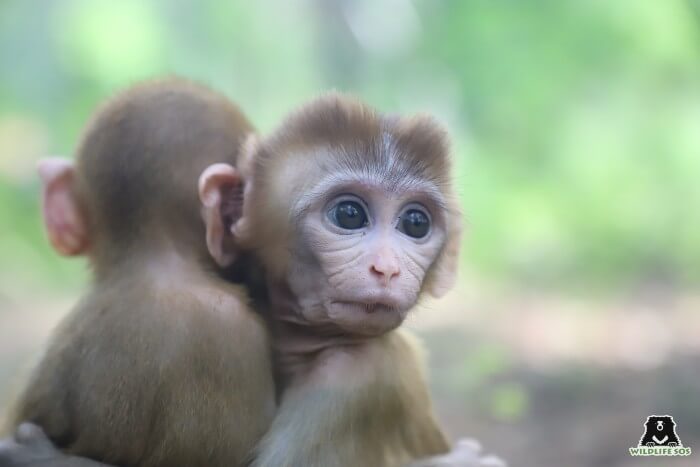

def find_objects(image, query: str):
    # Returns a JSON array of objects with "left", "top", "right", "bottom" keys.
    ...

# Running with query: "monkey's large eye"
[
  {"left": 398, "top": 209, "right": 430, "bottom": 239},
  {"left": 329, "top": 201, "right": 368, "bottom": 230}
]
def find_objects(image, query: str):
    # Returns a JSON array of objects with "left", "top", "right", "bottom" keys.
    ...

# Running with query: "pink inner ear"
[
  {"left": 220, "top": 182, "right": 244, "bottom": 230},
  {"left": 198, "top": 163, "right": 243, "bottom": 267},
  {"left": 198, "top": 163, "right": 245, "bottom": 231},
  {"left": 39, "top": 159, "right": 88, "bottom": 256}
]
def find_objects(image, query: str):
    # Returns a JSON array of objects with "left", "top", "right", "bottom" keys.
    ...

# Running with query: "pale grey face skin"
[{"left": 283, "top": 173, "right": 447, "bottom": 336}]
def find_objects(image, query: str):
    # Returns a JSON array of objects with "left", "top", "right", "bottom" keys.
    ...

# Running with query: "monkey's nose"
[
  {"left": 370, "top": 245, "right": 400, "bottom": 286},
  {"left": 370, "top": 262, "right": 400, "bottom": 286}
]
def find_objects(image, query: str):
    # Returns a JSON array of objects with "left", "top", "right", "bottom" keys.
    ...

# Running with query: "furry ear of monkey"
[
  {"left": 423, "top": 184, "right": 462, "bottom": 297},
  {"left": 37, "top": 157, "right": 89, "bottom": 256}
]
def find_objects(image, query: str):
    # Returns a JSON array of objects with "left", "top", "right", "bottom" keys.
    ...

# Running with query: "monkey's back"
[
  {"left": 10, "top": 78, "right": 274, "bottom": 466},
  {"left": 12, "top": 274, "right": 275, "bottom": 467}
]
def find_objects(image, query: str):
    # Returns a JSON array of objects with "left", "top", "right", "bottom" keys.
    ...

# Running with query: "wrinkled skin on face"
[
  {"left": 283, "top": 177, "right": 447, "bottom": 336},
  {"left": 233, "top": 97, "right": 461, "bottom": 338}
]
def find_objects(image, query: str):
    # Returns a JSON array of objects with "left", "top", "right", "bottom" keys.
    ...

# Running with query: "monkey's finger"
[
  {"left": 14, "top": 423, "right": 46, "bottom": 444},
  {"left": 455, "top": 438, "right": 482, "bottom": 454},
  {"left": 13, "top": 423, "right": 57, "bottom": 455}
]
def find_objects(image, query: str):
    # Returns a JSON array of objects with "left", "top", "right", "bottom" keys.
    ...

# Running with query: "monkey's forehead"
[
  {"left": 258, "top": 129, "right": 453, "bottom": 194},
  {"left": 261, "top": 93, "right": 451, "bottom": 172},
  {"left": 258, "top": 143, "right": 453, "bottom": 205}
]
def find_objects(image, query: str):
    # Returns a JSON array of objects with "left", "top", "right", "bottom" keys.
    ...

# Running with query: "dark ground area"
[{"left": 425, "top": 329, "right": 700, "bottom": 467}]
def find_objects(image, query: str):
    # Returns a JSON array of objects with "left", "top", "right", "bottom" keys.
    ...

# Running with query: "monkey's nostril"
[
  {"left": 370, "top": 265, "right": 400, "bottom": 287},
  {"left": 372, "top": 264, "right": 398, "bottom": 276}
]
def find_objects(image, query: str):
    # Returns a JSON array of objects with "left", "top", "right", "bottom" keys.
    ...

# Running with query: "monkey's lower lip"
[{"left": 331, "top": 301, "right": 397, "bottom": 314}]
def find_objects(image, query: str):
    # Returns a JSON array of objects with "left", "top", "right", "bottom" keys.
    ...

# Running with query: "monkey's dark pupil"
[
  {"left": 401, "top": 210, "right": 430, "bottom": 238},
  {"left": 333, "top": 201, "right": 368, "bottom": 230}
]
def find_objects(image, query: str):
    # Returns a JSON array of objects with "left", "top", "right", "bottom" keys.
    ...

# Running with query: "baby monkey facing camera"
[{"left": 201, "top": 93, "right": 502, "bottom": 466}]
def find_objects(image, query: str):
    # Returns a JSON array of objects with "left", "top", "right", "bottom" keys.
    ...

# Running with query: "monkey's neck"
[
  {"left": 92, "top": 246, "right": 218, "bottom": 288},
  {"left": 266, "top": 280, "right": 375, "bottom": 384},
  {"left": 272, "top": 320, "right": 376, "bottom": 386}
]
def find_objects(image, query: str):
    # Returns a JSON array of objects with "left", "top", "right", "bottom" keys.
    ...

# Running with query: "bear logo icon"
[{"left": 638, "top": 415, "right": 682, "bottom": 447}]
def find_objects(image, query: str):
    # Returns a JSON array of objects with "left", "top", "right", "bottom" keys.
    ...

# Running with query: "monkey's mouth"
[
  {"left": 330, "top": 301, "right": 400, "bottom": 314},
  {"left": 326, "top": 299, "right": 407, "bottom": 335}
]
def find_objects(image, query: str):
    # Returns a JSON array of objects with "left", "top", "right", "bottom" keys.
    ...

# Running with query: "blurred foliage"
[
  {"left": 1, "top": 0, "right": 699, "bottom": 300},
  {"left": 489, "top": 383, "right": 528, "bottom": 422}
]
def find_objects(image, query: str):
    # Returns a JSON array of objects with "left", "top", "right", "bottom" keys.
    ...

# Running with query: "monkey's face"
[
  {"left": 212, "top": 93, "right": 463, "bottom": 335},
  {"left": 283, "top": 176, "right": 448, "bottom": 336}
]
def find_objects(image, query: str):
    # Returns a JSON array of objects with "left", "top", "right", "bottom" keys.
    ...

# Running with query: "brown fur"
[{"left": 9, "top": 78, "right": 275, "bottom": 467}]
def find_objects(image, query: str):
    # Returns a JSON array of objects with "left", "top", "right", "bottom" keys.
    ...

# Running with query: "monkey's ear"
[
  {"left": 198, "top": 163, "right": 245, "bottom": 267},
  {"left": 426, "top": 201, "right": 463, "bottom": 297},
  {"left": 37, "top": 158, "right": 89, "bottom": 256}
]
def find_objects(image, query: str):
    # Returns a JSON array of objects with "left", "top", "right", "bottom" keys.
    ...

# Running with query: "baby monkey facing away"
[
  {"left": 6, "top": 79, "right": 276, "bottom": 466},
  {"left": 200, "top": 93, "right": 504, "bottom": 466}
]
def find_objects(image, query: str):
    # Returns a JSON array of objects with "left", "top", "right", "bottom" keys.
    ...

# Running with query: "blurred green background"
[{"left": 1, "top": 1, "right": 699, "bottom": 466}]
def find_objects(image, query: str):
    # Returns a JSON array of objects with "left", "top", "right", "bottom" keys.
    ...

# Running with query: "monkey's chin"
[{"left": 327, "top": 301, "right": 405, "bottom": 336}]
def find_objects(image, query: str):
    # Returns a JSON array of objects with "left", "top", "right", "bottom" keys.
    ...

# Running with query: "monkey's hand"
[
  {"left": 0, "top": 423, "right": 109, "bottom": 467},
  {"left": 407, "top": 438, "right": 507, "bottom": 467}
]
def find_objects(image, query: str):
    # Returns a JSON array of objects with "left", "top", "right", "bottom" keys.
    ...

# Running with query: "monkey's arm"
[
  {"left": 252, "top": 331, "right": 451, "bottom": 467},
  {"left": 0, "top": 424, "right": 109, "bottom": 467}
]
